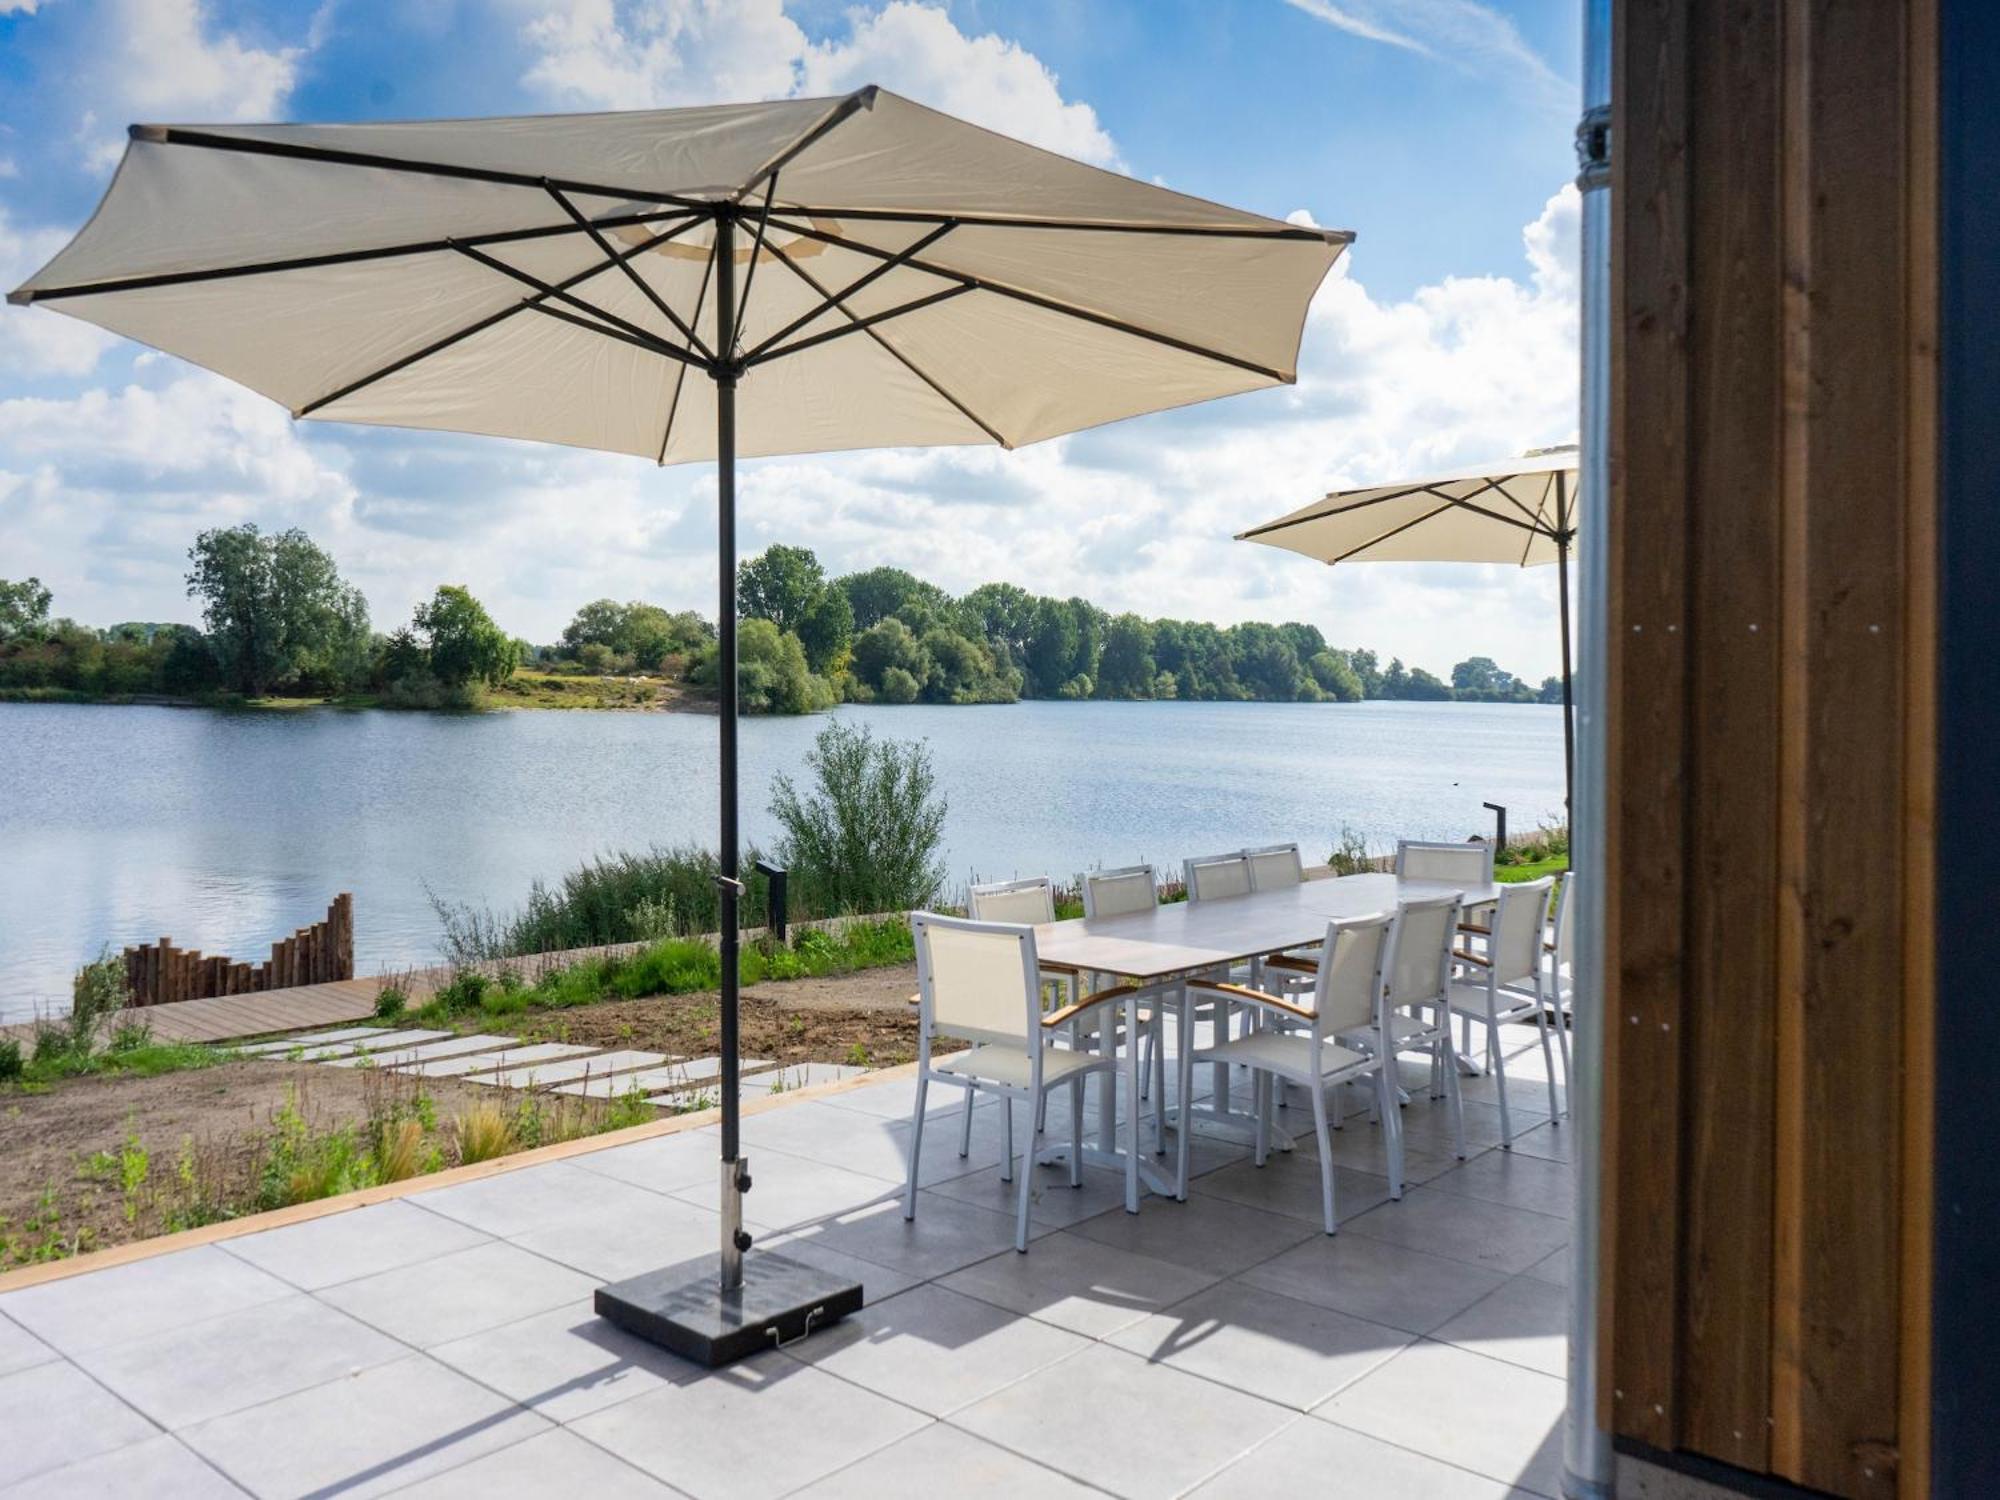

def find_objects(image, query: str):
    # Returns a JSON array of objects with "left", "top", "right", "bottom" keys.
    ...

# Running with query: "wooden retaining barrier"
[{"left": 116, "top": 894, "right": 353, "bottom": 1007}]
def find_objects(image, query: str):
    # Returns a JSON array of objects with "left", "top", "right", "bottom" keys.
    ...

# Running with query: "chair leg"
[
  {"left": 959, "top": 1086, "right": 975, "bottom": 1157},
  {"left": 1309, "top": 1081, "right": 1337, "bottom": 1234},
  {"left": 1253, "top": 1071, "right": 1270, "bottom": 1167},
  {"left": 1001, "top": 1097, "right": 1015, "bottom": 1182},
  {"left": 1490, "top": 1011, "right": 1515, "bottom": 1147},
  {"left": 1152, "top": 1010, "right": 1168, "bottom": 1155},
  {"left": 1174, "top": 997, "right": 1196, "bottom": 1201},
  {"left": 1552, "top": 1000, "right": 1572, "bottom": 1116},
  {"left": 1535, "top": 1006, "right": 1562, "bottom": 1120},
  {"left": 903, "top": 1074, "right": 929, "bottom": 1220},
  {"left": 1014, "top": 1118, "right": 1034, "bottom": 1253},
  {"left": 1440, "top": 1038, "right": 1469, "bottom": 1159},
  {"left": 1376, "top": 1065, "right": 1405, "bottom": 1199},
  {"left": 1068, "top": 1077, "right": 1084, "bottom": 1188}
]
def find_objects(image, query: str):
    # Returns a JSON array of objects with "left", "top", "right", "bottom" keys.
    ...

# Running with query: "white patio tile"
[
  {"left": 737, "top": 1100, "right": 1008, "bottom": 1190},
  {"left": 320, "top": 1241, "right": 598, "bottom": 1349},
  {"left": 0, "top": 1434, "right": 248, "bottom": 1499},
  {"left": 0, "top": 1246, "right": 292, "bottom": 1355},
  {"left": 786, "top": 1284, "right": 1090, "bottom": 1416},
  {"left": 430, "top": 1299, "right": 703, "bottom": 1422},
  {"left": 513, "top": 1188, "right": 725, "bottom": 1284},
  {"left": 791, "top": 1422, "right": 1099, "bottom": 1499},
  {"left": 414, "top": 1161, "right": 664, "bottom": 1240},
  {"left": 1188, "top": 1415, "right": 1513, "bottom": 1499},
  {"left": 570, "top": 1352, "right": 927, "bottom": 1500},
  {"left": 389, "top": 1429, "right": 687, "bottom": 1498},
  {"left": 475, "top": 1050, "right": 666, "bottom": 1090},
  {"left": 234, "top": 1027, "right": 384, "bottom": 1055},
  {"left": 568, "top": 1129, "right": 720, "bottom": 1196},
  {"left": 1239, "top": 1228, "right": 1510, "bottom": 1336},
  {"left": 667, "top": 1146, "right": 897, "bottom": 1232},
  {"left": 558, "top": 1062, "right": 692, "bottom": 1098},
  {"left": 1340, "top": 1186, "right": 1570, "bottom": 1276},
  {"left": 75, "top": 1293, "right": 403, "bottom": 1430},
  {"left": 922, "top": 1159, "right": 1142, "bottom": 1230},
  {"left": 220, "top": 1199, "right": 490, "bottom": 1291},
  {"left": 0, "top": 1363, "right": 157, "bottom": 1490},
  {"left": 407, "top": 1043, "right": 596, "bottom": 1079},
  {"left": 760, "top": 1239, "right": 926, "bottom": 1304},
  {"left": 1189, "top": 1152, "right": 1395, "bottom": 1229},
  {"left": 1429, "top": 1274, "right": 1570, "bottom": 1378},
  {"left": 623, "top": 1057, "right": 771, "bottom": 1099},
  {"left": 1108, "top": 1279, "right": 1413, "bottom": 1410},
  {"left": 1427, "top": 1149, "right": 1575, "bottom": 1220},
  {"left": 1394, "top": 1098, "right": 1543, "bottom": 1158},
  {"left": 739, "top": 1062, "right": 869, "bottom": 1096},
  {"left": 939, "top": 1231, "right": 1220, "bottom": 1340},
  {"left": 180, "top": 1354, "right": 549, "bottom": 1500},
  {"left": 1315, "top": 1339, "right": 1567, "bottom": 1497},
  {"left": 951, "top": 1342, "right": 1294, "bottom": 1500},
  {"left": 328, "top": 1034, "right": 519, "bottom": 1069},
  {"left": 1508, "top": 1120, "right": 1575, "bottom": 1165},
  {"left": 1523, "top": 1245, "right": 1571, "bottom": 1287},
  {"left": 1066, "top": 1189, "right": 1315, "bottom": 1278},
  {"left": 779, "top": 1192, "right": 1056, "bottom": 1281},
  {"left": 818, "top": 1073, "right": 995, "bottom": 1121},
  {"left": 0, "top": 1312, "right": 56, "bottom": 1378}
]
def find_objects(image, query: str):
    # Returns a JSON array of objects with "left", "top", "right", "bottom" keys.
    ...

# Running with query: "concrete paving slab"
[
  {"left": 385, "top": 1428, "right": 687, "bottom": 1498},
  {"left": 320, "top": 1241, "right": 598, "bottom": 1349},
  {"left": 220, "top": 1198, "right": 490, "bottom": 1291},
  {"left": 739, "top": 1061, "right": 869, "bottom": 1096},
  {"left": 234, "top": 1026, "right": 384, "bottom": 1055},
  {"left": 788, "top": 1422, "right": 1100, "bottom": 1499},
  {"left": 0, "top": 1434, "right": 250, "bottom": 1499},
  {"left": 180, "top": 1354, "right": 550, "bottom": 1500},
  {"left": 327, "top": 1033, "right": 519, "bottom": 1069},
  {"left": 938, "top": 1231, "right": 1220, "bottom": 1340},
  {"left": 296, "top": 1028, "right": 450, "bottom": 1061},
  {"left": 471, "top": 1049, "right": 666, "bottom": 1090},
  {"left": 1187, "top": 1416, "right": 1514, "bottom": 1499},
  {"left": 429, "top": 1297, "right": 704, "bottom": 1422},
  {"left": 0, "top": 1245, "right": 293, "bottom": 1355},
  {"left": 0, "top": 1312, "right": 56, "bottom": 1378},
  {"left": 0, "top": 1361, "right": 156, "bottom": 1490},
  {"left": 405, "top": 1042, "right": 595, "bottom": 1079},
  {"left": 555, "top": 1059, "right": 689, "bottom": 1098}
]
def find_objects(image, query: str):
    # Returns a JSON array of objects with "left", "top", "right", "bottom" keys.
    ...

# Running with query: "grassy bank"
[{"left": 2, "top": 669, "right": 693, "bottom": 714}]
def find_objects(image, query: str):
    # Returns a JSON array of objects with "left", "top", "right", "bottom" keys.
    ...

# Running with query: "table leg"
[{"left": 1124, "top": 996, "right": 1141, "bottom": 1213}]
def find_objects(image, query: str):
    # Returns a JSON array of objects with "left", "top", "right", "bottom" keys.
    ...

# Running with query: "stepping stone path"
[{"left": 237, "top": 1026, "right": 871, "bottom": 1106}]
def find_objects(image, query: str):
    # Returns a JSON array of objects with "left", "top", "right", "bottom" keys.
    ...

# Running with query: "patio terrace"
[{"left": 0, "top": 1038, "right": 1570, "bottom": 1499}]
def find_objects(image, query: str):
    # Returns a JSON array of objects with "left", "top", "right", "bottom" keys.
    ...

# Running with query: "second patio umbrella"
[
  {"left": 1236, "top": 447, "right": 1580, "bottom": 812},
  {"left": 12, "top": 85, "right": 1348, "bottom": 1361}
]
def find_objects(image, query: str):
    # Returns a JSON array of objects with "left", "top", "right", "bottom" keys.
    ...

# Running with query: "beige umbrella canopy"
[
  {"left": 11, "top": 85, "right": 1348, "bottom": 1348},
  {"left": 1236, "top": 446, "right": 1580, "bottom": 807}
]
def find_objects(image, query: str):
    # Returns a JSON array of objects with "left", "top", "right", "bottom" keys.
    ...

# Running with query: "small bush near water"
[{"left": 432, "top": 721, "right": 947, "bottom": 964}]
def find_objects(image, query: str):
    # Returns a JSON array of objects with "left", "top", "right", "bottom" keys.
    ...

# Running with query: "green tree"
[
  {"left": 877, "top": 665, "right": 921, "bottom": 704},
  {"left": 689, "top": 619, "right": 832, "bottom": 714},
  {"left": 1095, "top": 614, "right": 1157, "bottom": 699},
  {"left": 769, "top": 721, "right": 947, "bottom": 915},
  {"left": 186, "top": 525, "right": 369, "bottom": 696},
  {"left": 849, "top": 616, "right": 929, "bottom": 693},
  {"left": 1228, "top": 622, "right": 1313, "bottom": 700},
  {"left": 0, "top": 577, "right": 52, "bottom": 643},
  {"left": 1348, "top": 647, "right": 1384, "bottom": 698},
  {"left": 1307, "top": 649, "right": 1364, "bottom": 702},
  {"left": 837, "top": 566, "right": 949, "bottom": 633},
  {"left": 918, "top": 627, "right": 1015, "bottom": 704},
  {"left": 414, "top": 585, "right": 518, "bottom": 689},
  {"left": 738, "top": 544, "right": 827, "bottom": 635},
  {"left": 796, "top": 586, "right": 855, "bottom": 675},
  {"left": 1023, "top": 596, "right": 1083, "bottom": 697},
  {"left": 1538, "top": 674, "right": 1566, "bottom": 705}
]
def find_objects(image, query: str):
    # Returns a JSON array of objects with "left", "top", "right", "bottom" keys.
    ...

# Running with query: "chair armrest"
[
  {"left": 1452, "top": 949, "right": 1491, "bottom": 968},
  {"left": 1042, "top": 983, "right": 1144, "bottom": 1029},
  {"left": 1188, "top": 978, "right": 1318, "bottom": 1025},
  {"left": 1037, "top": 960, "right": 1082, "bottom": 976},
  {"left": 1458, "top": 921, "right": 1492, "bottom": 937},
  {"left": 1262, "top": 953, "right": 1319, "bottom": 974}
]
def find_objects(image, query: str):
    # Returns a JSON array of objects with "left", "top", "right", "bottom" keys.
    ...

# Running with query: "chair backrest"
[
  {"left": 1183, "top": 852, "right": 1253, "bottom": 902},
  {"left": 1243, "top": 842, "right": 1304, "bottom": 891},
  {"left": 1384, "top": 891, "right": 1462, "bottom": 1007},
  {"left": 910, "top": 912, "right": 1040, "bottom": 1049},
  {"left": 1082, "top": 863, "right": 1157, "bottom": 918},
  {"left": 1552, "top": 870, "right": 1578, "bottom": 969},
  {"left": 1489, "top": 876, "right": 1556, "bottom": 985},
  {"left": 1310, "top": 911, "right": 1394, "bottom": 1033},
  {"left": 967, "top": 876, "right": 1057, "bottom": 926},
  {"left": 1396, "top": 839, "right": 1495, "bottom": 887}
]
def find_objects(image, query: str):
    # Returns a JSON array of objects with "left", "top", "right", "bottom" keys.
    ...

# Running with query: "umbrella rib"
[
  {"left": 732, "top": 87, "right": 879, "bottom": 204},
  {"left": 759, "top": 238, "right": 1009, "bottom": 447},
  {"left": 133, "top": 125, "right": 713, "bottom": 212},
  {"left": 766, "top": 204, "right": 1348, "bottom": 242},
  {"left": 8, "top": 209, "right": 695, "bottom": 304},
  {"left": 730, "top": 174, "right": 780, "bottom": 358},
  {"left": 747, "top": 283, "right": 973, "bottom": 364},
  {"left": 1239, "top": 481, "right": 1559, "bottom": 543},
  {"left": 765, "top": 216, "right": 1291, "bottom": 382},
  {"left": 297, "top": 218, "right": 699, "bottom": 418},
  {"left": 449, "top": 242, "right": 706, "bottom": 368},
  {"left": 1328, "top": 502, "right": 1460, "bottom": 564},
  {"left": 544, "top": 185, "right": 714, "bottom": 360},
  {"left": 657, "top": 234, "right": 719, "bottom": 464},
  {"left": 739, "top": 221, "right": 956, "bottom": 363}
]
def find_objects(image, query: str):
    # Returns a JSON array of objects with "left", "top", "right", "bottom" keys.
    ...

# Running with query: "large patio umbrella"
[
  {"left": 11, "top": 86, "right": 1347, "bottom": 1361},
  {"left": 1235, "top": 447, "right": 1579, "bottom": 811}
]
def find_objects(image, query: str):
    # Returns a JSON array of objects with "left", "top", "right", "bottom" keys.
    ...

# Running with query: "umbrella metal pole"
[
  {"left": 1558, "top": 529, "right": 1576, "bottom": 820},
  {"left": 714, "top": 212, "right": 747, "bottom": 1294}
]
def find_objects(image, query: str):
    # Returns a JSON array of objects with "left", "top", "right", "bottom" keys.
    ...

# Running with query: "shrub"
[
  {"left": 770, "top": 721, "right": 947, "bottom": 916},
  {"left": 373, "top": 985, "right": 408, "bottom": 1021},
  {"left": 65, "top": 951, "right": 130, "bottom": 1056},
  {"left": 0, "top": 1039, "right": 20, "bottom": 1082},
  {"left": 1327, "top": 825, "right": 1376, "bottom": 876},
  {"left": 454, "top": 1103, "right": 517, "bottom": 1165}
]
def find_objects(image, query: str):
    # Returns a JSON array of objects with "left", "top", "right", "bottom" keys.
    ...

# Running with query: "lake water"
[{"left": 0, "top": 699, "right": 1564, "bottom": 1020}]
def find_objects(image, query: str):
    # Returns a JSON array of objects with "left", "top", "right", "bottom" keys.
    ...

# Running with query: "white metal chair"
[
  {"left": 1543, "top": 870, "right": 1577, "bottom": 1102},
  {"left": 968, "top": 875, "right": 1082, "bottom": 1141},
  {"left": 1243, "top": 842, "right": 1305, "bottom": 891},
  {"left": 1182, "top": 911, "right": 1402, "bottom": 1231},
  {"left": 1079, "top": 865, "right": 1167, "bottom": 1120},
  {"left": 904, "top": 912, "right": 1133, "bottom": 1251},
  {"left": 1397, "top": 839, "right": 1497, "bottom": 1052},
  {"left": 1447, "top": 875, "right": 1561, "bottom": 1143},
  {"left": 1181, "top": 851, "right": 1257, "bottom": 1109},
  {"left": 1336, "top": 890, "right": 1469, "bottom": 1160}
]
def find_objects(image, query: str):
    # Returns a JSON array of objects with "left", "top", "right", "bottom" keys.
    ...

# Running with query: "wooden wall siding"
[
  {"left": 1608, "top": 3, "right": 1933, "bottom": 1497},
  {"left": 116, "top": 894, "right": 354, "bottom": 1007}
]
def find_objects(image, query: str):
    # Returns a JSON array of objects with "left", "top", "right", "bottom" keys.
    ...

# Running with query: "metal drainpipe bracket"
[{"left": 1575, "top": 104, "right": 1612, "bottom": 193}]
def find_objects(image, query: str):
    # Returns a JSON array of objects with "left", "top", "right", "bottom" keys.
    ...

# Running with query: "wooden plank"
[
  {"left": 1607, "top": 0, "right": 1692, "bottom": 1452},
  {"left": 1897, "top": 4, "right": 1937, "bottom": 1494},
  {"left": 1676, "top": 0, "right": 1785, "bottom": 1467},
  {"left": 1772, "top": 3, "right": 1911, "bottom": 1493}
]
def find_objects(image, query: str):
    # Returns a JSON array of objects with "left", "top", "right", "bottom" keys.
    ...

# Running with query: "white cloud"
[
  {"left": 0, "top": 1, "right": 43, "bottom": 14},
  {"left": 75, "top": 0, "right": 304, "bottom": 167},
  {"left": 1283, "top": 0, "right": 1571, "bottom": 103},
  {"left": 516, "top": 0, "right": 1118, "bottom": 165},
  {"left": 0, "top": 209, "right": 117, "bottom": 376}
]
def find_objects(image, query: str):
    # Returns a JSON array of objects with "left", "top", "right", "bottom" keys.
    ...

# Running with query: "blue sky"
[{"left": 0, "top": 0, "right": 1581, "bottom": 678}]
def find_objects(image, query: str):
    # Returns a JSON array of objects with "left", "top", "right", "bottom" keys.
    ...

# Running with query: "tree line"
[{"left": 0, "top": 531, "right": 1562, "bottom": 715}]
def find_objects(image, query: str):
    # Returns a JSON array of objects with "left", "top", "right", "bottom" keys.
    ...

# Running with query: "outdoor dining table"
[{"left": 1031, "top": 871, "right": 1506, "bottom": 1212}]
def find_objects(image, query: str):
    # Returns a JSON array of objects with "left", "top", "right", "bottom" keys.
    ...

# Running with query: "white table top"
[{"left": 1032, "top": 872, "right": 1503, "bottom": 982}]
